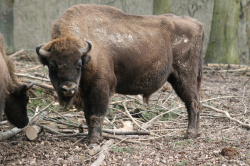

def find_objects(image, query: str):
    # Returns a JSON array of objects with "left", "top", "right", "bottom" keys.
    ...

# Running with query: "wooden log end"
[{"left": 25, "top": 125, "right": 42, "bottom": 141}]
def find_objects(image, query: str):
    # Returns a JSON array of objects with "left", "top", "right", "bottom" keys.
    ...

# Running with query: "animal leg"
[
  {"left": 0, "top": 100, "right": 4, "bottom": 121},
  {"left": 84, "top": 85, "right": 111, "bottom": 143},
  {"left": 168, "top": 74, "right": 201, "bottom": 138}
]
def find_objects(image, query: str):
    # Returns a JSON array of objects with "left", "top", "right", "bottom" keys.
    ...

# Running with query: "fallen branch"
[
  {"left": 22, "top": 79, "right": 54, "bottom": 90},
  {"left": 0, "top": 120, "right": 8, "bottom": 125},
  {"left": 29, "top": 101, "right": 55, "bottom": 123},
  {"left": 122, "top": 102, "right": 146, "bottom": 131},
  {"left": 103, "top": 133, "right": 149, "bottom": 145},
  {"left": 202, "top": 104, "right": 250, "bottom": 129},
  {"left": 16, "top": 73, "right": 50, "bottom": 82},
  {"left": 20, "top": 65, "right": 42, "bottom": 72},
  {"left": 0, "top": 128, "right": 23, "bottom": 141},
  {"left": 37, "top": 123, "right": 87, "bottom": 137},
  {"left": 201, "top": 96, "right": 247, "bottom": 103},
  {"left": 90, "top": 139, "right": 115, "bottom": 166},
  {"left": 8, "top": 49, "right": 24, "bottom": 59},
  {"left": 143, "top": 105, "right": 185, "bottom": 129},
  {"left": 103, "top": 129, "right": 151, "bottom": 135}
]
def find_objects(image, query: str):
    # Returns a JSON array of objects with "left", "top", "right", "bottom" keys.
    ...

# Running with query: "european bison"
[
  {"left": 36, "top": 4, "right": 204, "bottom": 143},
  {"left": 0, "top": 34, "right": 33, "bottom": 128}
]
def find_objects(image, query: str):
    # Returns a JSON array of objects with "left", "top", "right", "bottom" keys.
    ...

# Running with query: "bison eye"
[
  {"left": 76, "top": 59, "right": 82, "bottom": 69},
  {"left": 49, "top": 61, "right": 58, "bottom": 71}
]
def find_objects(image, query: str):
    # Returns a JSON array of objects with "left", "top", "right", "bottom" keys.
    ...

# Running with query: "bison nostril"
[
  {"left": 70, "top": 90, "right": 75, "bottom": 94},
  {"left": 61, "top": 83, "right": 77, "bottom": 96}
]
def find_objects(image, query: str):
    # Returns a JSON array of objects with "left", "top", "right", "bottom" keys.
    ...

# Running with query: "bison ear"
[
  {"left": 36, "top": 44, "right": 50, "bottom": 66},
  {"left": 17, "top": 83, "right": 34, "bottom": 95},
  {"left": 82, "top": 54, "right": 91, "bottom": 65},
  {"left": 79, "top": 40, "right": 92, "bottom": 65}
]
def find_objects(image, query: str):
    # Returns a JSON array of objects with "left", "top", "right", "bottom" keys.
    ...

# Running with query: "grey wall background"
[{"left": 13, "top": 0, "right": 249, "bottom": 60}]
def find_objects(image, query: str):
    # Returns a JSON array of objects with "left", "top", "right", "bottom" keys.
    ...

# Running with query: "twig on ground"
[
  {"left": 103, "top": 129, "right": 151, "bottom": 135},
  {"left": 20, "top": 65, "right": 42, "bottom": 72},
  {"left": 29, "top": 101, "right": 55, "bottom": 123},
  {"left": 0, "top": 120, "right": 8, "bottom": 125},
  {"left": 241, "top": 86, "right": 248, "bottom": 114},
  {"left": 201, "top": 96, "right": 247, "bottom": 103},
  {"left": 22, "top": 79, "right": 54, "bottom": 90},
  {"left": 16, "top": 73, "right": 50, "bottom": 82},
  {"left": 202, "top": 104, "right": 250, "bottom": 129},
  {"left": 122, "top": 102, "right": 146, "bottom": 131},
  {"left": 110, "top": 99, "right": 134, "bottom": 105},
  {"left": 102, "top": 133, "right": 149, "bottom": 145},
  {"left": 90, "top": 139, "right": 115, "bottom": 166},
  {"left": 143, "top": 105, "right": 185, "bottom": 129},
  {"left": 8, "top": 49, "right": 24, "bottom": 59}
]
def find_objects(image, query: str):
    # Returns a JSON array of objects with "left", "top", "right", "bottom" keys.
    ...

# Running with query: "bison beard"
[
  {"left": 57, "top": 91, "right": 77, "bottom": 108},
  {"left": 36, "top": 4, "right": 204, "bottom": 144}
]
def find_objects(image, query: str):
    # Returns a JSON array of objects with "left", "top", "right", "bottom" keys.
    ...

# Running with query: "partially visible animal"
[
  {"left": 0, "top": 34, "right": 33, "bottom": 128},
  {"left": 36, "top": 4, "right": 204, "bottom": 143}
]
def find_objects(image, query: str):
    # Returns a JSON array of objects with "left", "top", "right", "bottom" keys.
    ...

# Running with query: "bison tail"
[{"left": 197, "top": 31, "right": 204, "bottom": 98}]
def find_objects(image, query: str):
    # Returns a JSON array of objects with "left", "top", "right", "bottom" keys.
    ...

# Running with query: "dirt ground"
[{"left": 0, "top": 54, "right": 249, "bottom": 166}]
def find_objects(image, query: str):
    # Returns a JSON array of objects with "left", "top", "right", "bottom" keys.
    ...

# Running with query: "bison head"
[
  {"left": 36, "top": 37, "right": 92, "bottom": 107},
  {"left": 4, "top": 83, "right": 33, "bottom": 128}
]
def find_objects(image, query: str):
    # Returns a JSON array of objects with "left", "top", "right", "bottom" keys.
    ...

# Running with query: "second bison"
[{"left": 0, "top": 34, "right": 33, "bottom": 128}]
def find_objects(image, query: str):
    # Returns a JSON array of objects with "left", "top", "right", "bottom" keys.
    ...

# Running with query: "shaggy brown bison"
[
  {"left": 0, "top": 34, "right": 33, "bottom": 128},
  {"left": 36, "top": 4, "right": 204, "bottom": 143}
]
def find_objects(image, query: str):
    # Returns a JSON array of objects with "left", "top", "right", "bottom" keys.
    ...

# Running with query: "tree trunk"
[
  {"left": 245, "top": 2, "right": 250, "bottom": 61},
  {"left": 0, "top": 0, "right": 15, "bottom": 53},
  {"left": 205, "top": 0, "right": 240, "bottom": 64},
  {"left": 153, "top": 0, "right": 171, "bottom": 15}
]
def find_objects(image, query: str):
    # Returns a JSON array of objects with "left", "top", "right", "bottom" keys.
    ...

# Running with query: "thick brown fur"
[
  {"left": 0, "top": 34, "right": 20, "bottom": 92},
  {"left": 37, "top": 4, "right": 204, "bottom": 143},
  {"left": 0, "top": 33, "right": 31, "bottom": 128}
]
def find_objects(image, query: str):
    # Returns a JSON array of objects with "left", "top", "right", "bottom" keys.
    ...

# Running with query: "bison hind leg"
[{"left": 167, "top": 73, "right": 201, "bottom": 138}]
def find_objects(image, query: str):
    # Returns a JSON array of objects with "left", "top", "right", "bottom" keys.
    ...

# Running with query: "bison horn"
[
  {"left": 36, "top": 44, "right": 51, "bottom": 57},
  {"left": 26, "top": 82, "right": 34, "bottom": 91},
  {"left": 39, "top": 49, "right": 51, "bottom": 57},
  {"left": 79, "top": 40, "right": 92, "bottom": 55}
]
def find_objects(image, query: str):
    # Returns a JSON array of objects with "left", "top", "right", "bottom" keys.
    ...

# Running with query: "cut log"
[{"left": 25, "top": 125, "right": 42, "bottom": 140}]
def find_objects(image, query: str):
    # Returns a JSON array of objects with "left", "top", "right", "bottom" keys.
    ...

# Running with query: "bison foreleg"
[
  {"left": 84, "top": 85, "right": 111, "bottom": 143},
  {"left": 88, "top": 116, "right": 104, "bottom": 143}
]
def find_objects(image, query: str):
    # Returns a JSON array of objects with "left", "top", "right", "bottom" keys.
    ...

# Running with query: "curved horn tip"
[
  {"left": 85, "top": 40, "right": 92, "bottom": 50},
  {"left": 36, "top": 44, "right": 44, "bottom": 55},
  {"left": 39, "top": 49, "right": 50, "bottom": 57},
  {"left": 26, "top": 82, "right": 34, "bottom": 90},
  {"left": 79, "top": 40, "right": 92, "bottom": 55}
]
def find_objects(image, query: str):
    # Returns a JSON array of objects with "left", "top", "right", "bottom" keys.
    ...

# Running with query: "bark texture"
[
  {"left": 205, "top": 0, "right": 240, "bottom": 64},
  {"left": 0, "top": 0, "right": 14, "bottom": 53},
  {"left": 153, "top": 0, "right": 171, "bottom": 15}
]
